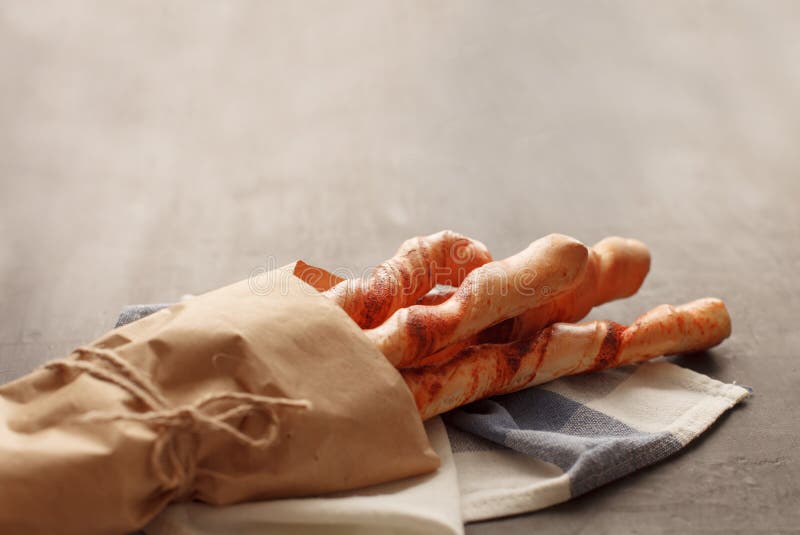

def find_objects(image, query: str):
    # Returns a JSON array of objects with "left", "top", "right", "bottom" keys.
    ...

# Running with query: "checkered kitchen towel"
[{"left": 115, "top": 305, "right": 750, "bottom": 533}]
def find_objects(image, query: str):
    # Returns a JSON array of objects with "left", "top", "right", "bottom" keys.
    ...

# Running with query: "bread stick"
[
  {"left": 509, "top": 236, "right": 650, "bottom": 339},
  {"left": 323, "top": 230, "right": 492, "bottom": 328},
  {"left": 366, "top": 234, "right": 589, "bottom": 367},
  {"left": 403, "top": 298, "right": 731, "bottom": 420},
  {"left": 293, "top": 260, "right": 346, "bottom": 292},
  {"left": 413, "top": 236, "right": 650, "bottom": 367}
]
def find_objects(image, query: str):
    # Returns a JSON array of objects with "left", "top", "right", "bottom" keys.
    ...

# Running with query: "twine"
[{"left": 44, "top": 346, "right": 311, "bottom": 496}]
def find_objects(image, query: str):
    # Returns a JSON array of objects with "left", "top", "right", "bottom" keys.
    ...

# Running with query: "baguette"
[
  {"left": 413, "top": 236, "right": 651, "bottom": 366},
  {"left": 403, "top": 298, "right": 731, "bottom": 419},
  {"left": 366, "top": 234, "right": 589, "bottom": 367},
  {"left": 323, "top": 230, "right": 492, "bottom": 328}
]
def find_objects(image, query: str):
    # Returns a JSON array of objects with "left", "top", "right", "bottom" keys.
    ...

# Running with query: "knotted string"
[{"left": 44, "top": 345, "right": 312, "bottom": 496}]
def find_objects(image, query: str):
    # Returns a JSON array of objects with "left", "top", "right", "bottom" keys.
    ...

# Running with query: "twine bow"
[{"left": 44, "top": 346, "right": 311, "bottom": 497}]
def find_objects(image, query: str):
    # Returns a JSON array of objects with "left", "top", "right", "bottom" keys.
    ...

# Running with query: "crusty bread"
[
  {"left": 324, "top": 230, "right": 492, "bottom": 328},
  {"left": 403, "top": 298, "right": 731, "bottom": 419},
  {"left": 413, "top": 236, "right": 651, "bottom": 367},
  {"left": 506, "top": 236, "right": 651, "bottom": 338},
  {"left": 366, "top": 234, "right": 590, "bottom": 367}
]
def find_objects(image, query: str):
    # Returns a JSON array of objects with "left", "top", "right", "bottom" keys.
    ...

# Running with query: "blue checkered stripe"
[
  {"left": 115, "top": 304, "right": 173, "bottom": 328},
  {"left": 443, "top": 382, "right": 683, "bottom": 497}
]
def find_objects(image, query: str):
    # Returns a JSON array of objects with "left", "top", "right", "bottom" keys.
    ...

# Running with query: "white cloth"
[
  {"left": 146, "top": 418, "right": 464, "bottom": 535},
  {"left": 145, "top": 361, "right": 748, "bottom": 534}
]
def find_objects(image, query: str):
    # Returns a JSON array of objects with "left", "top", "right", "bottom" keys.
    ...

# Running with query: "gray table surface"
[{"left": 1, "top": 2, "right": 798, "bottom": 533}]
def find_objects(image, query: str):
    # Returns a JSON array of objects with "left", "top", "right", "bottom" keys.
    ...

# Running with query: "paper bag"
[{"left": 0, "top": 262, "right": 439, "bottom": 534}]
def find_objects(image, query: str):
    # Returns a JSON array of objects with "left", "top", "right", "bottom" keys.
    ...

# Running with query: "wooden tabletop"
[{"left": 1, "top": 2, "right": 798, "bottom": 532}]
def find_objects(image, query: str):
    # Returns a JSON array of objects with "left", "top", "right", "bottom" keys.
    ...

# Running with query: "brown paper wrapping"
[{"left": 0, "top": 262, "right": 439, "bottom": 534}]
